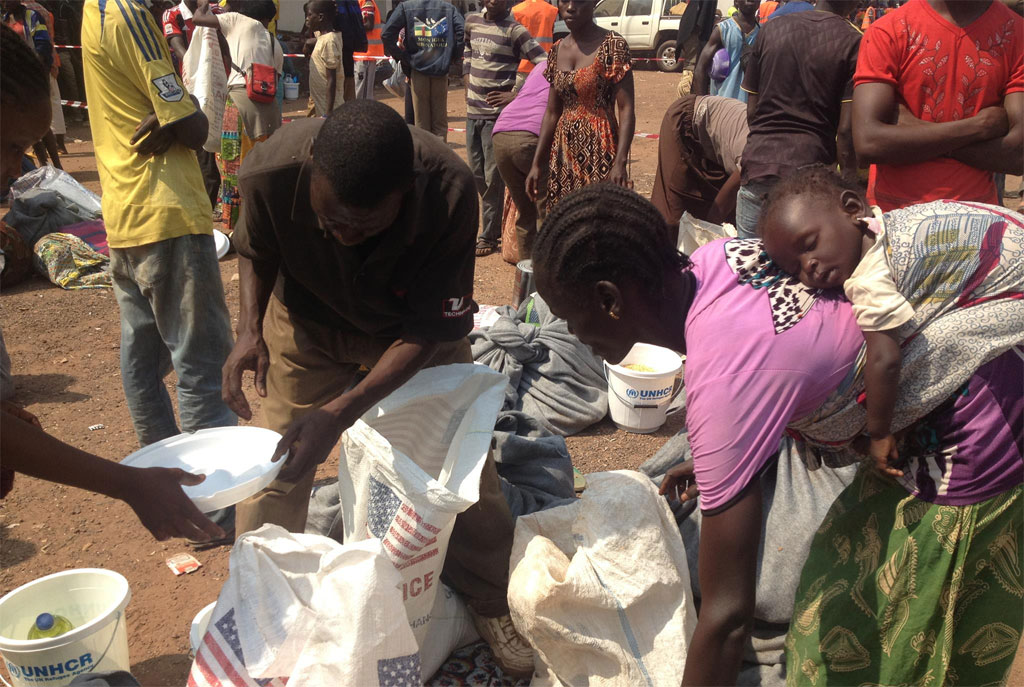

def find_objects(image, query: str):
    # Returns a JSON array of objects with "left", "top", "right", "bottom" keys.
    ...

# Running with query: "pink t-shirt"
[
  {"left": 684, "top": 240, "right": 864, "bottom": 513},
  {"left": 492, "top": 60, "right": 550, "bottom": 137}
]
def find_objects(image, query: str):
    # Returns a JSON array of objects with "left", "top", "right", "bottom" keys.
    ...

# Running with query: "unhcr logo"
[
  {"left": 6, "top": 653, "right": 93, "bottom": 682},
  {"left": 625, "top": 386, "right": 672, "bottom": 400}
]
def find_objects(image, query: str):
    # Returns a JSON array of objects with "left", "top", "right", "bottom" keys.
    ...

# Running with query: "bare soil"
[
  {"left": 5, "top": 71, "right": 1019, "bottom": 685},
  {"left": 0, "top": 70, "right": 685, "bottom": 686}
]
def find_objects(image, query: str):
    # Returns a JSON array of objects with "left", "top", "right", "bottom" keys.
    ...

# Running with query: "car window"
[
  {"left": 625, "top": 0, "right": 653, "bottom": 16},
  {"left": 594, "top": 0, "right": 625, "bottom": 18},
  {"left": 664, "top": 0, "right": 686, "bottom": 15}
]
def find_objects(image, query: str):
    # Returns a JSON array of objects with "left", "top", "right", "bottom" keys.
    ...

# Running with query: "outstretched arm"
[
  {"left": 192, "top": 0, "right": 222, "bottom": 29},
  {"left": 222, "top": 255, "right": 276, "bottom": 421},
  {"left": 864, "top": 329, "right": 903, "bottom": 478},
  {"left": 682, "top": 485, "right": 762, "bottom": 686},
  {"left": 852, "top": 82, "right": 1009, "bottom": 166},
  {"left": 836, "top": 100, "right": 858, "bottom": 181},
  {"left": 691, "top": 25, "right": 723, "bottom": 96},
  {"left": 526, "top": 83, "right": 563, "bottom": 200},
  {"left": 270, "top": 336, "right": 440, "bottom": 482},
  {"left": 708, "top": 168, "right": 741, "bottom": 224},
  {"left": 2, "top": 407, "right": 224, "bottom": 541},
  {"left": 609, "top": 71, "right": 635, "bottom": 189},
  {"left": 168, "top": 34, "right": 189, "bottom": 65}
]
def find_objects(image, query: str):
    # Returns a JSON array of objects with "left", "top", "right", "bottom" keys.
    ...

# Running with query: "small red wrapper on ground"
[{"left": 166, "top": 553, "right": 202, "bottom": 575}]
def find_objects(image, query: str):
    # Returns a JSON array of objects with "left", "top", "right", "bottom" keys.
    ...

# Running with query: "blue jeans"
[
  {"left": 735, "top": 177, "right": 779, "bottom": 239},
  {"left": 110, "top": 234, "right": 235, "bottom": 446},
  {"left": 467, "top": 118, "right": 505, "bottom": 246}
]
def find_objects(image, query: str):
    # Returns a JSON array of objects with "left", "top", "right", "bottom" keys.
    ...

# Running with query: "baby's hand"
[{"left": 870, "top": 434, "right": 903, "bottom": 478}]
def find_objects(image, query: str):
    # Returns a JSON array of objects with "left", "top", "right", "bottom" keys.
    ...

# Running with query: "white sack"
[
  {"left": 339, "top": 363, "right": 506, "bottom": 678},
  {"left": 508, "top": 471, "right": 698, "bottom": 687},
  {"left": 188, "top": 525, "right": 420, "bottom": 687},
  {"left": 676, "top": 211, "right": 737, "bottom": 256},
  {"left": 181, "top": 26, "right": 227, "bottom": 153}
]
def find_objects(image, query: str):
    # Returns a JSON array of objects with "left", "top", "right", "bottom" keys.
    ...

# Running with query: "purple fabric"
[
  {"left": 898, "top": 348, "right": 1024, "bottom": 506},
  {"left": 683, "top": 239, "right": 863, "bottom": 512},
  {"left": 492, "top": 61, "right": 550, "bottom": 137},
  {"left": 58, "top": 220, "right": 108, "bottom": 256}
]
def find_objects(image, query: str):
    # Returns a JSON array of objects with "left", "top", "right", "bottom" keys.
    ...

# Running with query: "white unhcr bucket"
[
  {"left": 605, "top": 343, "right": 684, "bottom": 434},
  {"left": 0, "top": 569, "right": 131, "bottom": 687}
]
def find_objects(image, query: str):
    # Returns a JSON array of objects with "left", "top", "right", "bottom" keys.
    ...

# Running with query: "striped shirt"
[{"left": 463, "top": 12, "right": 544, "bottom": 120}]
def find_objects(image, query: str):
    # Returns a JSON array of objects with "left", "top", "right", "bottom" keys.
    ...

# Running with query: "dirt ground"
[{"left": 0, "top": 70, "right": 687, "bottom": 685}]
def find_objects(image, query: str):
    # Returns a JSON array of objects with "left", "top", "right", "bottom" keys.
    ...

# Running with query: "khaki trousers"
[
  {"left": 493, "top": 130, "right": 547, "bottom": 260},
  {"left": 236, "top": 296, "right": 515, "bottom": 616},
  {"left": 410, "top": 70, "right": 449, "bottom": 141}
]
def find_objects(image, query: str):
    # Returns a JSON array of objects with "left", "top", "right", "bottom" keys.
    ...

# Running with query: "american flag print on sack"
[
  {"left": 376, "top": 653, "right": 422, "bottom": 686},
  {"left": 188, "top": 609, "right": 289, "bottom": 687},
  {"left": 367, "top": 476, "right": 442, "bottom": 571}
]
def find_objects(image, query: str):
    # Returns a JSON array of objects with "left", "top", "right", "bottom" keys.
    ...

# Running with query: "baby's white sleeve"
[{"left": 843, "top": 235, "right": 915, "bottom": 332}]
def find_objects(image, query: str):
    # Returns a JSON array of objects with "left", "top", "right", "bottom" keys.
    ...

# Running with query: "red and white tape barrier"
[
  {"left": 55, "top": 43, "right": 674, "bottom": 63},
  {"left": 446, "top": 125, "right": 659, "bottom": 140},
  {"left": 67, "top": 108, "right": 661, "bottom": 138}
]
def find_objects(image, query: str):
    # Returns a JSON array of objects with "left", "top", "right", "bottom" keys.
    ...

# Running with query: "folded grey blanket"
[
  {"left": 470, "top": 296, "right": 608, "bottom": 436},
  {"left": 493, "top": 410, "right": 576, "bottom": 518}
]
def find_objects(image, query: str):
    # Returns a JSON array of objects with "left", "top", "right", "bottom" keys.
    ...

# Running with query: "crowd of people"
[{"left": 1, "top": 0, "right": 1023, "bottom": 684}]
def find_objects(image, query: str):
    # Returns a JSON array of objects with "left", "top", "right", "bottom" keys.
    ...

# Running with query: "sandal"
[{"left": 475, "top": 239, "right": 498, "bottom": 257}]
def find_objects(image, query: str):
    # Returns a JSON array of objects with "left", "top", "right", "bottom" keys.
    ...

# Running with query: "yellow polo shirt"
[{"left": 81, "top": 0, "right": 211, "bottom": 248}]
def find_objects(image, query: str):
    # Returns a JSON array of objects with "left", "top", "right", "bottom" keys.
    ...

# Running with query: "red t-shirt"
[
  {"left": 162, "top": 4, "right": 195, "bottom": 45},
  {"left": 854, "top": 0, "right": 1024, "bottom": 211}
]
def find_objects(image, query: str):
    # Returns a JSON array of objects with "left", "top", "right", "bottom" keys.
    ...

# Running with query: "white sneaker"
[{"left": 470, "top": 611, "right": 535, "bottom": 680}]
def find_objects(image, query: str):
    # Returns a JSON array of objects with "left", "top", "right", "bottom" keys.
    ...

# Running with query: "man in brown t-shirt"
[
  {"left": 222, "top": 100, "right": 529, "bottom": 675},
  {"left": 735, "top": 0, "right": 861, "bottom": 237}
]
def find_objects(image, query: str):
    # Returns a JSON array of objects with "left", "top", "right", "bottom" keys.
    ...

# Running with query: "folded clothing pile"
[{"left": 470, "top": 295, "right": 608, "bottom": 436}]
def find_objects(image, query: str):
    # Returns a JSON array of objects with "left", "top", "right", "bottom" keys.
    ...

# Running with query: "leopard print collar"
[{"left": 723, "top": 239, "right": 821, "bottom": 335}]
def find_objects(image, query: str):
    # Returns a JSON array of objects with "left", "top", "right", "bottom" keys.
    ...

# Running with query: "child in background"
[
  {"left": 759, "top": 165, "right": 1024, "bottom": 478},
  {"left": 463, "top": 0, "right": 545, "bottom": 256},
  {"left": 304, "top": 0, "right": 344, "bottom": 115}
]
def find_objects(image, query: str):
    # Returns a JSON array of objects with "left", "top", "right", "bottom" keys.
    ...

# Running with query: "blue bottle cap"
[{"left": 35, "top": 613, "right": 54, "bottom": 631}]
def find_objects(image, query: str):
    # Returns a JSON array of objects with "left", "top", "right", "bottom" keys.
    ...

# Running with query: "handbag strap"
[{"left": 229, "top": 26, "right": 277, "bottom": 76}]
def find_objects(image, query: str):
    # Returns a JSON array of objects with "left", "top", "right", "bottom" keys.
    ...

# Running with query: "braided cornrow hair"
[
  {"left": 758, "top": 164, "right": 868, "bottom": 233},
  {"left": 1, "top": 23, "right": 50, "bottom": 108},
  {"left": 533, "top": 182, "right": 692, "bottom": 303}
]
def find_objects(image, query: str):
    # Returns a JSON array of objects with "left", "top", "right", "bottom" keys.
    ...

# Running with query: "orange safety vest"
[
  {"left": 757, "top": 1, "right": 779, "bottom": 22},
  {"left": 861, "top": 6, "right": 877, "bottom": 30},
  {"left": 358, "top": 0, "right": 385, "bottom": 58},
  {"left": 512, "top": 0, "right": 557, "bottom": 73}
]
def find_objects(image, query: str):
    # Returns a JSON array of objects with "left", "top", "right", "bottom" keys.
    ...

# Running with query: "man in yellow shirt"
[{"left": 82, "top": 0, "right": 235, "bottom": 448}]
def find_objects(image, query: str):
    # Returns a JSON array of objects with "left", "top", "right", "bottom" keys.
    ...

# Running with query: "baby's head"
[{"left": 759, "top": 165, "right": 871, "bottom": 290}]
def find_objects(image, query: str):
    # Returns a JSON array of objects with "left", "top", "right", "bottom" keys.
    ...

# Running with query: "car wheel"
[{"left": 655, "top": 39, "right": 681, "bottom": 73}]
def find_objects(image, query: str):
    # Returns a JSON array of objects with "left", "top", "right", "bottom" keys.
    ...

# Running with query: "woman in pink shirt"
[{"left": 532, "top": 182, "right": 1023, "bottom": 686}]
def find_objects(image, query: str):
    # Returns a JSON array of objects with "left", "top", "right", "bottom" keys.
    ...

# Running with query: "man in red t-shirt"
[
  {"left": 852, "top": 0, "right": 1023, "bottom": 211},
  {"left": 163, "top": 0, "right": 199, "bottom": 66}
]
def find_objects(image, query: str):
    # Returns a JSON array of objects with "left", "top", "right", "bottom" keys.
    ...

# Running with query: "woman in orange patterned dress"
[{"left": 526, "top": 0, "right": 635, "bottom": 212}]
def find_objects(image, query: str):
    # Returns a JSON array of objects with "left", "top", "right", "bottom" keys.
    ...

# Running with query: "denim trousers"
[
  {"left": 109, "top": 233, "right": 236, "bottom": 447},
  {"left": 735, "top": 177, "right": 780, "bottom": 239},
  {"left": 467, "top": 118, "right": 505, "bottom": 246}
]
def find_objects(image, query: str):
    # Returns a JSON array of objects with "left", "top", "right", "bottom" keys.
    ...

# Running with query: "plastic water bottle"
[{"left": 27, "top": 613, "right": 73, "bottom": 639}]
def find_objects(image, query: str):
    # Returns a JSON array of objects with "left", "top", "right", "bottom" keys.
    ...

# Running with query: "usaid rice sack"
[
  {"left": 188, "top": 527, "right": 421, "bottom": 687},
  {"left": 508, "top": 471, "right": 698, "bottom": 686},
  {"left": 189, "top": 365, "right": 504, "bottom": 685},
  {"left": 338, "top": 364, "right": 506, "bottom": 677}
]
